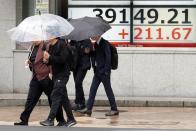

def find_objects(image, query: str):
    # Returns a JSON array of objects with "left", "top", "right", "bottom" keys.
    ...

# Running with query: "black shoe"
[
  {"left": 14, "top": 121, "right": 28, "bottom": 126},
  {"left": 65, "top": 119, "right": 77, "bottom": 127},
  {"left": 40, "top": 118, "right": 54, "bottom": 126},
  {"left": 72, "top": 103, "right": 86, "bottom": 111},
  {"left": 56, "top": 121, "right": 67, "bottom": 126},
  {"left": 71, "top": 103, "right": 76, "bottom": 110},
  {"left": 105, "top": 110, "right": 119, "bottom": 116},
  {"left": 78, "top": 108, "right": 92, "bottom": 117}
]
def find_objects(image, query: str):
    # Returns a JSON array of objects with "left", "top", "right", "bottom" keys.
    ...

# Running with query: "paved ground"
[
  {"left": 0, "top": 106, "right": 196, "bottom": 130},
  {"left": 0, "top": 126, "right": 195, "bottom": 131}
]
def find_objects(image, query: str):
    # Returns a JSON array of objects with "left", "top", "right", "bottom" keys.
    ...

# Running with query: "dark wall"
[
  {"left": 49, "top": 0, "right": 68, "bottom": 18},
  {"left": 22, "top": 0, "right": 35, "bottom": 19},
  {"left": 60, "top": 0, "right": 68, "bottom": 19}
]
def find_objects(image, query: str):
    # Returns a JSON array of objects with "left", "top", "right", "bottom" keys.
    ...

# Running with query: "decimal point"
[
  {"left": 167, "top": 37, "right": 170, "bottom": 40},
  {"left": 161, "top": 20, "right": 165, "bottom": 24}
]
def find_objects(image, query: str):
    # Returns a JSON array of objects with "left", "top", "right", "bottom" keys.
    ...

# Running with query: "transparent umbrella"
[
  {"left": 67, "top": 16, "right": 111, "bottom": 41},
  {"left": 7, "top": 14, "right": 74, "bottom": 42}
]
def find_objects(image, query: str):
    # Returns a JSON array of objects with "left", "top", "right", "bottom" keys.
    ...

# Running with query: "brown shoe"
[{"left": 105, "top": 110, "right": 119, "bottom": 116}]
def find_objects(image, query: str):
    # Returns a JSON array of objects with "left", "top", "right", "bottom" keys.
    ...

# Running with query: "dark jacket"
[
  {"left": 69, "top": 39, "right": 92, "bottom": 71},
  {"left": 77, "top": 39, "right": 92, "bottom": 70},
  {"left": 48, "top": 39, "right": 70, "bottom": 79},
  {"left": 92, "top": 38, "right": 111, "bottom": 75}
]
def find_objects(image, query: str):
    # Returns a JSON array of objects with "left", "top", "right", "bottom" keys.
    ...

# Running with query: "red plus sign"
[{"left": 118, "top": 29, "right": 128, "bottom": 39}]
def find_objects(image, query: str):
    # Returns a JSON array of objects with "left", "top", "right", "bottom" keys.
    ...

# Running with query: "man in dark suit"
[
  {"left": 71, "top": 39, "right": 93, "bottom": 111},
  {"left": 80, "top": 36, "right": 119, "bottom": 116},
  {"left": 40, "top": 38, "right": 76, "bottom": 127},
  {"left": 14, "top": 41, "right": 65, "bottom": 126}
]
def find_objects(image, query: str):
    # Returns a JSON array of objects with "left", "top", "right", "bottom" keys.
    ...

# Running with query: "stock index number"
[
  {"left": 93, "top": 8, "right": 191, "bottom": 24},
  {"left": 93, "top": 8, "right": 129, "bottom": 23},
  {"left": 134, "top": 9, "right": 191, "bottom": 24}
]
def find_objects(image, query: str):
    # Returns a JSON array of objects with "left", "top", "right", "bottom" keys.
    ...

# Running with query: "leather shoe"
[
  {"left": 14, "top": 121, "right": 28, "bottom": 126},
  {"left": 72, "top": 103, "right": 86, "bottom": 111},
  {"left": 78, "top": 108, "right": 92, "bottom": 117},
  {"left": 105, "top": 110, "right": 119, "bottom": 116},
  {"left": 40, "top": 118, "right": 54, "bottom": 126}
]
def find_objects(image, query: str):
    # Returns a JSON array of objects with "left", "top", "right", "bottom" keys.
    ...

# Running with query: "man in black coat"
[
  {"left": 40, "top": 38, "right": 76, "bottom": 127},
  {"left": 71, "top": 39, "right": 93, "bottom": 111},
  {"left": 80, "top": 36, "right": 119, "bottom": 116}
]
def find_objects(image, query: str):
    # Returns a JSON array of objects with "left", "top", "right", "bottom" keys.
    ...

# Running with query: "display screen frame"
[{"left": 68, "top": 1, "right": 196, "bottom": 47}]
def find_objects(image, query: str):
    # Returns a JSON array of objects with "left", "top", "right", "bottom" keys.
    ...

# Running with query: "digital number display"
[
  {"left": 133, "top": 8, "right": 195, "bottom": 46},
  {"left": 68, "top": 0, "right": 196, "bottom": 47}
]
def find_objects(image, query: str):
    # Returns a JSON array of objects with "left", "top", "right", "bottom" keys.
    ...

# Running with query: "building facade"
[{"left": 1, "top": 0, "right": 196, "bottom": 102}]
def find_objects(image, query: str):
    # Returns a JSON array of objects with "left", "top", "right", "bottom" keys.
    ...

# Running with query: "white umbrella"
[{"left": 7, "top": 14, "right": 74, "bottom": 42}]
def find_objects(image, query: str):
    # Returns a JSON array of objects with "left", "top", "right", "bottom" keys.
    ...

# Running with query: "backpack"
[{"left": 109, "top": 43, "right": 118, "bottom": 70}]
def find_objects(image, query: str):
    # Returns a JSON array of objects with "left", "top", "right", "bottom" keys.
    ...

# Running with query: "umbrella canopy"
[
  {"left": 67, "top": 16, "right": 111, "bottom": 41},
  {"left": 8, "top": 14, "right": 74, "bottom": 42}
]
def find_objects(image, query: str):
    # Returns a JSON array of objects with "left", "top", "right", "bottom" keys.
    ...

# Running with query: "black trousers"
[
  {"left": 73, "top": 68, "right": 88, "bottom": 105},
  {"left": 48, "top": 76, "right": 75, "bottom": 121},
  {"left": 87, "top": 74, "right": 118, "bottom": 111},
  {"left": 20, "top": 76, "right": 65, "bottom": 122}
]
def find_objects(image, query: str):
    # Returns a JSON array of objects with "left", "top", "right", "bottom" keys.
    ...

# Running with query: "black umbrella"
[{"left": 67, "top": 16, "right": 111, "bottom": 41}]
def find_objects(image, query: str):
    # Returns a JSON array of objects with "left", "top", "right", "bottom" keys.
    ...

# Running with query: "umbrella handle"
[{"left": 28, "top": 45, "right": 35, "bottom": 60}]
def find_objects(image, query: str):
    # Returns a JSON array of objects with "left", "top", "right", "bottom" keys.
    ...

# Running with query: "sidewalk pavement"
[{"left": 0, "top": 106, "right": 196, "bottom": 129}]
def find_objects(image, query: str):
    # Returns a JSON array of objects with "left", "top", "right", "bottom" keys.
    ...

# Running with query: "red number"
[
  {"left": 134, "top": 27, "right": 192, "bottom": 41},
  {"left": 145, "top": 28, "right": 153, "bottom": 40},
  {"left": 172, "top": 28, "right": 181, "bottom": 40},
  {"left": 156, "top": 28, "right": 164, "bottom": 40},
  {"left": 183, "top": 28, "right": 192, "bottom": 40},
  {"left": 134, "top": 28, "right": 142, "bottom": 40}
]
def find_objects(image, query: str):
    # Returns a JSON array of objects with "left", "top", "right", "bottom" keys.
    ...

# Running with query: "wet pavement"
[
  {"left": 0, "top": 106, "right": 196, "bottom": 129},
  {"left": 0, "top": 126, "right": 125, "bottom": 131},
  {"left": 0, "top": 126, "right": 195, "bottom": 131}
]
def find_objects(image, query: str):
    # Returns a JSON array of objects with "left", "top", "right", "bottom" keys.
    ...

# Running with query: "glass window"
[{"left": 35, "top": 0, "right": 49, "bottom": 14}]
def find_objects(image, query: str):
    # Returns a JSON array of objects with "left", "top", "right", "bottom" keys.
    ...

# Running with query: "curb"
[{"left": 1, "top": 94, "right": 196, "bottom": 107}]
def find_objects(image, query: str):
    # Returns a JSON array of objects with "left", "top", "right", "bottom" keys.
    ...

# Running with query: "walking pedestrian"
[
  {"left": 71, "top": 39, "right": 93, "bottom": 111},
  {"left": 40, "top": 38, "right": 76, "bottom": 127},
  {"left": 79, "top": 36, "right": 119, "bottom": 117},
  {"left": 14, "top": 41, "right": 66, "bottom": 126}
]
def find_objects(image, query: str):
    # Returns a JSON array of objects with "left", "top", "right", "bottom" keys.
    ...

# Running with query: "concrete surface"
[
  {"left": 3, "top": 94, "right": 196, "bottom": 107},
  {"left": 1, "top": 126, "right": 196, "bottom": 131},
  {"left": 12, "top": 48, "right": 196, "bottom": 99},
  {"left": 0, "top": 106, "right": 196, "bottom": 129},
  {"left": 0, "top": 126, "right": 195, "bottom": 131}
]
